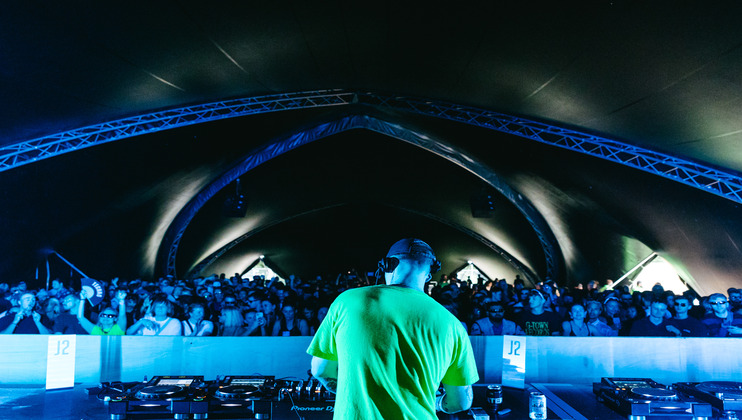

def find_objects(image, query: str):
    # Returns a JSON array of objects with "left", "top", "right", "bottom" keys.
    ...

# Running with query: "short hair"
[
  {"left": 187, "top": 302, "right": 206, "bottom": 313},
  {"left": 709, "top": 293, "right": 727, "bottom": 302},
  {"left": 585, "top": 300, "right": 602, "bottom": 311},
  {"left": 650, "top": 296, "right": 668, "bottom": 306},
  {"left": 674, "top": 295, "right": 690, "bottom": 304}
]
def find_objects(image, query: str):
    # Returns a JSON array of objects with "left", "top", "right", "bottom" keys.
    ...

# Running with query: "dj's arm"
[
  {"left": 437, "top": 383, "right": 474, "bottom": 414},
  {"left": 310, "top": 356, "right": 338, "bottom": 394}
]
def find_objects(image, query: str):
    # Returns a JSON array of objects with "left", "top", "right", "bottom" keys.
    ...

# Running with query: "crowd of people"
[{"left": 0, "top": 271, "right": 740, "bottom": 337}]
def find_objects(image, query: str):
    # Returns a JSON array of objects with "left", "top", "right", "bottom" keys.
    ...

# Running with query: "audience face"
[
  {"left": 729, "top": 291, "right": 742, "bottom": 308},
  {"left": 519, "top": 289, "right": 530, "bottom": 302},
  {"left": 491, "top": 289, "right": 503, "bottom": 303},
  {"left": 709, "top": 295, "right": 729, "bottom": 318},
  {"left": 528, "top": 290, "right": 545, "bottom": 310},
  {"left": 674, "top": 298, "right": 691, "bottom": 317},
  {"left": 19, "top": 293, "right": 36, "bottom": 314},
  {"left": 189, "top": 306, "right": 205, "bottom": 322},
  {"left": 213, "top": 289, "right": 224, "bottom": 302},
  {"left": 152, "top": 302, "right": 169, "bottom": 319},
  {"left": 303, "top": 308, "right": 315, "bottom": 321},
  {"left": 569, "top": 304, "right": 586, "bottom": 322},
  {"left": 246, "top": 296, "right": 260, "bottom": 310},
  {"left": 261, "top": 300, "right": 275, "bottom": 315},
  {"left": 586, "top": 302, "right": 602, "bottom": 321},
  {"left": 36, "top": 289, "right": 49, "bottom": 302},
  {"left": 244, "top": 311, "right": 257, "bottom": 326},
  {"left": 98, "top": 308, "right": 117, "bottom": 329},
  {"left": 45, "top": 298, "right": 60, "bottom": 319},
  {"left": 62, "top": 294, "right": 78, "bottom": 312},
  {"left": 282, "top": 305, "right": 296, "bottom": 321},
  {"left": 649, "top": 302, "right": 667, "bottom": 322},
  {"left": 604, "top": 300, "right": 620, "bottom": 317},
  {"left": 486, "top": 304, "right": 505, "bottom": 323},
  {"left": 317, "top": 307, "right": 329, "bottom": 323},
  {"left": 627, "top": 305, "right": 639, "bottom": 319}
]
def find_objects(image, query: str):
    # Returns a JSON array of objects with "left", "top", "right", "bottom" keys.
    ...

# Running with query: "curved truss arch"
[
  {"left": 187, "top": 202, "right": 541, "bottom": 286},
  {"left": 158, "top": 114, "right": 563, "bottom": 282}
]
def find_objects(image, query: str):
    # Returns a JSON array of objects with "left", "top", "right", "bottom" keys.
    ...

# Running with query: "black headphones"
[{"left": 376, "top": 238, "right": 442, "bottom": 276}]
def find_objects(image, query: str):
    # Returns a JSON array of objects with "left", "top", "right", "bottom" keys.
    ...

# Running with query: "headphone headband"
[{"left": 380, "top": 238, "right": 441, "bottom": 274}]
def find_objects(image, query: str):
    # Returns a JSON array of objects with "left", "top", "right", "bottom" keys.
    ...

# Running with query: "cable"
[{"left": 282, "top": 388, "right": 305, "bottom": 420}]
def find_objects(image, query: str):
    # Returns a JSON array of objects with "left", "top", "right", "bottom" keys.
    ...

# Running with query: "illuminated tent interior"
[{"left": 2, "top": 1, "right": 742, "bottom": 297}]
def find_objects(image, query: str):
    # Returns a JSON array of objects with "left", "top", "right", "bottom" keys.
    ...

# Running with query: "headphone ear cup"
[
  {"left": 431, "top": 259, "right": 441, "bottom": 274},
  {"left": 379, "top": 257, "right": 400, "bottom": 273}
]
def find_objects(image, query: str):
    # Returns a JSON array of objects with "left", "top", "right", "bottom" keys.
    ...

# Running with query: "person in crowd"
[
  {"left": 272, "top": 301, "right": 309, "bottom": 336},
  {"left": 52, "top": 290, "right": 88, "bottom": 334},
  {"left": 245, "top": 291, "right": 263, "bottom": 311},
  {"left": 470, "top": 301, "right": 524, "bottom": 335},
  {"left": 77, "top": 290, "right": 127, "bottom": 335},
  {"left": 728, "top": 288, "right": 742, "bottom": 314},
  {"left": 666, "top": 295, "right": 707, "bottom": 337},
  {"left": 127, "top": 295, "right": 182, "bottom": 336},
  {"left": 600, "top": 297, "right": 622, "bottom": 335},
  {"left": 619, "top": 304, "right": 644, "bottom": 336},
  {"left": 123, "top": 294, "right": 140, "bottom": 328},
  {"left": 701, "top": 293, "right": 742, "bottom": 337},
  {"left": 585, "top": 300, "right": 614, "bottom": 336},
  {"left": 316, "top": 305, "right": 329, "bottom": 324},
  {"left": 242, "top": 309, "right": 267, "bottom": 336},
  {"left": 261, "top": 297, "right": 279, "bottom": 334},
  {"left": 181, "top": 302, "right": 214, "bottom": 336},
  {"left": 43, "top": 297, "right": 61, "bottom": 326},
  {"left": 0, "top": 292, "right": 52, "bottom": 334},
  {"left": 217, "top": 307, "right": 245, "bottom": 336},
  {"left": 308, "top": 238, "right": 478, "bottom": 418},
  {"left": 562, "top": 303, "right": 599, "bottom": 336},
  {"left": 302, "top": 303, "right": 321, "bottom": 335},
  {"left": 629, "top": 298, "right": 675, "bottom": 336},
  {"left": 47, "top": 278, "right": 66, "bottom": 298},
  {"left": 515, "top": 289, "right": 562, "bottom": 336}
]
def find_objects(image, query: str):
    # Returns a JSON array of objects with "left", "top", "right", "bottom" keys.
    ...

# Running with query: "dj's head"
[{"left": 379, "top": 238, "right": 441, "bottom": 286}]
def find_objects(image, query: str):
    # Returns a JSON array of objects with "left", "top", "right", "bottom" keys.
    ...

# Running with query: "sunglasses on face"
[
  {"left": 674, "top": 303, "right": 688, "bottom": 307},
  {"left": 100, "top": 313, "right": 117, "bottom": 319},
  {"left": 710, "top": 301, "right": 728, "bottom": 305}
]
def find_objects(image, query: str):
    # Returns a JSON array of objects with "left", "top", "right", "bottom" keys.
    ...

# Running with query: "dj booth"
[
  {"left": 1, "top": 379, "right": 740, "bottom": 419},
  {"left": 1, "top": 335, "right": 740, "bottom": 419}
]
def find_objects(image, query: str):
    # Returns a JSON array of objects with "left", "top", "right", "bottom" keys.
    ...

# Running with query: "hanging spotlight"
[{"left": 223, "top": 178, "right": 248, "bottom": 218}]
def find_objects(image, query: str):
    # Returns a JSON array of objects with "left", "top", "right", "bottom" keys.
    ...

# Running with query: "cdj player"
[
  {"left": 593, "top": 377, "right": 712, "bottom": 420},
  {"left": 673, "top": 381, "right": 742, "bottom": 418},
  {"left": 105, "top": 375, "right": 209, "bottom": 419},
  {"left": 206, "top": 376, "right": 276, "bottom": 419}
]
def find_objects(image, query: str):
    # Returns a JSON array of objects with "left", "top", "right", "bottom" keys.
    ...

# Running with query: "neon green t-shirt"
[
  {"left": 91, "top": 324, "right": 125, "bottom": 336},
  {"left": 307, "top": 285, "right": 479, "bottom": 420}
]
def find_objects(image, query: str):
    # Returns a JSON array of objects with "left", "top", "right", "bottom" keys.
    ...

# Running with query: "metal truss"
[
  {"left": 0, "top": 90, "right": 354, "bottom": 172},
  {"left": 160, "top": 115, "right": 562, "bottom": 281},
  {"left": 356, "top": 92, "right": 742, "bottom": 204},
  {"left": 3, "top": 89, "right": 742, "bottom": 205}
]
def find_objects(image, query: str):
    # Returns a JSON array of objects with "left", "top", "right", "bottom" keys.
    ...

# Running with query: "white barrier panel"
[{"left": 1, "top": 335, "right": 740, "bottom": 385}]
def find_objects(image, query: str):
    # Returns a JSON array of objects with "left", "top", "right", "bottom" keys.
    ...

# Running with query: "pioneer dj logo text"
[{"left": 291, "top": 405, "right": 334, "bottom": 412}]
